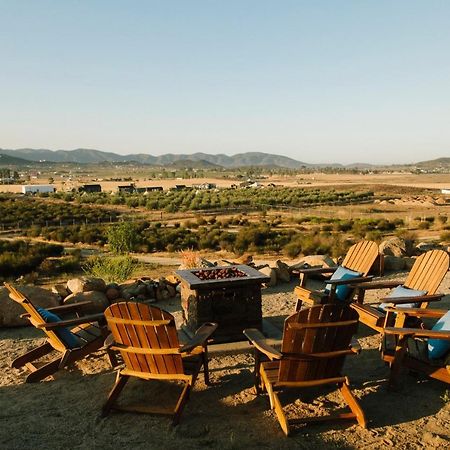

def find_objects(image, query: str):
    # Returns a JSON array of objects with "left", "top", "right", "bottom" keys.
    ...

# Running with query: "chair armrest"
[
  {"left": 36, "top": 313, "right": 105, "bottom": 329},
  {"left": 383, "top": 307, "right": 448, "bottom": 318},
  {"left": 327, "top": 275, "right": 373, "bottom": 286},
  {"left": 384, "top": 327, "right": 450, "bottom": 340},
  {"left": 20, "top": 301, "right": 94, "bottom": 319},
  {"left": 46, "top": 301, "right": 93, "bottom": 313},
  {"left": 377, "top": 294, "right": 443, "bottom": 305},
  {"left": 350, "top": 280, "right": 404, "bottom": 290},
  {"left": 243, "top": 328, "right": 282, "bottom": 360},
  {"left": 179, "top": 322, "right": 218, "bottom": 353},
  {"left": 294, "top": 267, "right": 337, "bottom": 275}
]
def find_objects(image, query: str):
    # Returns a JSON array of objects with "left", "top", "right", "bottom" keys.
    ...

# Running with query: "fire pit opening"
[
  {"left": 192, "top": 267, "right": 247, "bottom": 281},
  {"left": 176, "top": 265, "right": 270, "bottom": 343}
]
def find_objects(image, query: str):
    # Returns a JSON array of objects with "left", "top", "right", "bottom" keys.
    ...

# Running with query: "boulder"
[
  {"left": 63, "top": 291, "right": 109, "bottom": 313},
  {"left": 166, "top": 284, "right": 177, "bottom": 297},
  {"left": 164, "top": 274, "right": 180, "bottom": 285},
  {"left": 156, "top": 286, "right": 170, "bottom": 301},
  {"left": 0, "top": 286, "right": 60, "bottom": 327},
  {"left": 403, "top": 257, "right": 416, "bottom": 270},
  {"left": 379, "top": 237, "right": 407, "bottom": 257},
  {"left": 289, "top": 255, "right": 336, "bottom": 272},
  {"left": 67, "top": 277, "right": 106, "bottom": 294},
  {"left": 384, "top": 255, "right": 406, "bottom": 272},
  {"left": 51, "top": 283, "right": 69, "bottom": 299},
  {"left": 120, "top": 280, "right": 148, "bottom": 300},
  {"left": 259, "top": 266, "right": 277, "bottom": 287},
  {"left": 416, "top": 242, "right": 443, "bottom": 253},
  {"left": 275, "top": 260, "right": 290, "bottom": 283},
  {"left": 105, "top": 287, "right": 121, "bottom": 302}
]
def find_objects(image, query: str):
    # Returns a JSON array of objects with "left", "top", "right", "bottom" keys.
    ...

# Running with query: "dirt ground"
[{"left": 0, "top": 272, "right": 449, "bottom": 449}]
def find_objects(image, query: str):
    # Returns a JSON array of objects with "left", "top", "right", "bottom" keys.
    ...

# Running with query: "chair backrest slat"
[
  {"left": 105, "top": 302, "right": 184, "bottom": 376},
  {"left": 404, "top": 250, "right": 449, "bottom": 294},
  {"left": 278, "top": 304, "right": 358, "bottom": 383},
  {"left": 341, "top": 240, "right": 379, "bottom": 275}
]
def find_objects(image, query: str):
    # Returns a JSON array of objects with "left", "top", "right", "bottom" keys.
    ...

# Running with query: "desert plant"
[
  {"left": 179, "top": 249, "right": 202, "bottom": 268},
  {"left": 83, "top": 255, "right": 139, "bottom": 283}
]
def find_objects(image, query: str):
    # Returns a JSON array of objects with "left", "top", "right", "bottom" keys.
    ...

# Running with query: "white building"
[{"left": 22, "top": 184, "right": 56, "bottom": 194}]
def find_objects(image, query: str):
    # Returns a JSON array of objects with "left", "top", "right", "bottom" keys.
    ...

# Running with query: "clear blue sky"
[{"left": 1, "top": 1, "right": 449, "bottom": 164}]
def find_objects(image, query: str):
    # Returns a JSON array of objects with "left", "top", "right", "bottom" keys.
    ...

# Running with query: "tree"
[{"left": 107, "top": 222, "right": 139, "bottom": 254}]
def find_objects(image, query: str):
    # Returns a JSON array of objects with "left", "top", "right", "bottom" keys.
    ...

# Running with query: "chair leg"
[
  {"left": 388, "top": 335, "right": 409, "bottom": 390},
  {"left": 107, "top": 348, "right": 120, "bottom": 368},
  {"left": 202, "top": 346, "right": 211, "bottom": 385},
  {"left": 339, "top": 380, "right": 367, "bottom": 428},
  {"left": 295, "top": 299, "right": 302, "bottom": 312},
  {"left": 172, "top": 382, "right": 190, "bottom": 426},
  {"left": 25, "top": 358, "right": 62, "bottom": 383},
  {"left": 102, "top": 372, "right": 129, "bottom": 417},
  {"left": 254, "top": 349, "right": 263, "bottom": 394},
  {"left": 11, "top": 342, "right": 53, "bottom": 369},
  {"left": 272, "top": 390, "right": 290, "bottom": 436},
  {"left": 260, "top": 368, "right": 274, "bottom": 409}
]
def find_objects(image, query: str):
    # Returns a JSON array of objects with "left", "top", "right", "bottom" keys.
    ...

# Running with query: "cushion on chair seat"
[
  {"left": 324, "top": 266, "right": 361, "bottom": 301},
  {"left": 428, "top": 310, "right": 450, "bottom": 360},
  {"left": 37, "top": 307, "right": 80, "bottom": 349},
  {"left": 378, "top": 285, "right": 427, "bottom": 312}
]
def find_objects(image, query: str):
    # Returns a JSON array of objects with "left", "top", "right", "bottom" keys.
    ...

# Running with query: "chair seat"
[
  {"left": 384, "top": 335, "right": 448, "bottom": 367},
  {"left": 70, "top": 322, "right": 104, "bottom": 345},
  {"left": 261, "top": 361, "right": 280, "bottom": 384}
]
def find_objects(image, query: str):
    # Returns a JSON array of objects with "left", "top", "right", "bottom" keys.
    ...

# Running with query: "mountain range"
[
  {"left": 0, "top": 148, "right": 315, "bottom": 168},
  {"left": 0, "top": 148, "right": 448, "bottom": 169}
]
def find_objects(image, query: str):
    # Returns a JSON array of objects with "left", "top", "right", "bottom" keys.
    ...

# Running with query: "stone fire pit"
[{"left": 176, "top": 265, "right": 270, "bottom": 342}]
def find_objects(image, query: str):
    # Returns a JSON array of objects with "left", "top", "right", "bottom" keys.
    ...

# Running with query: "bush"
[
  {"left": 83, "top": 255, "right": 140, "bottom": 283},
  {"left": 107, "top": 222, "right": 140, "bottom": 254}
]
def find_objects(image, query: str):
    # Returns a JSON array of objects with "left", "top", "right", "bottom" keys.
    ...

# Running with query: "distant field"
[{"left": 1, "top": 172, "right": 449, "bottom": 193}]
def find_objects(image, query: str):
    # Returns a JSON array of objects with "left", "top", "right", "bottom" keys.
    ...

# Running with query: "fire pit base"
[{"left": 176, "top": 265, "right": 269, "bottom": 343}]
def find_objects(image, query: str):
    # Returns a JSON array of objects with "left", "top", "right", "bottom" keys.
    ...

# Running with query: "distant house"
[
  {"left": 135, "top": 186, "right": 163, "bottom": 193},
  {"left": 78, "top": 184, "right": 102, "bottom": 193},
  {"left": 170, "top": 184, "right": 187, "bottom": 191},
  {"left": 22, "top": 184, "right": 56, "bottom": 194},
  {"left": 193, "top": 182, "right": 217, "bottom": 190},
  {"left": 117, "top": 184, "right": 135, "bottom": 194}
]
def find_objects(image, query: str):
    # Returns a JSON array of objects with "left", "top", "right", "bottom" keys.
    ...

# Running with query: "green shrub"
[{"left": 83, "top": 255, "right": 140, "bottom": 283}]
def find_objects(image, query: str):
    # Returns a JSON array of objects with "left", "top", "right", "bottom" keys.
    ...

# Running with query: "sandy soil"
[{"left": 1, "top": 272, "right": 449, "bottom": 449}]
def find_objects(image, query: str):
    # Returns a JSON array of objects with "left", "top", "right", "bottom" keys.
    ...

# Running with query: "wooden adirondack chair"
[
  {"left": 351, "top": 250, "right": 449, "bottom": 332},
  {"left": 294, "top": 240, "right": 380, "bottom": 310},
  {"left": 102, "top": 302, "right": 217, "bottom": 425},
  {"left": 382, "top": 307, "right": 450, "bottom": 388},
  {"left": 244, "top": 304, "right": 367, "bottom": 436},
  {"left": 5, "top": 283, "right": 111, "bottom": 383}
]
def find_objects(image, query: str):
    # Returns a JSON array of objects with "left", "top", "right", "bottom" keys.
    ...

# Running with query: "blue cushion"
[
  {"left": 37, "top": 307, "right": 80, "bottom": 349},
  {"left": 428, "top": 310, "right": 450, "bottom": 360},
  {"left": 324, "top": 266, "right": 362, "bottom": 301},
  {"left": 378, "top": 285, "right": 427, "bottom": 312}
]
